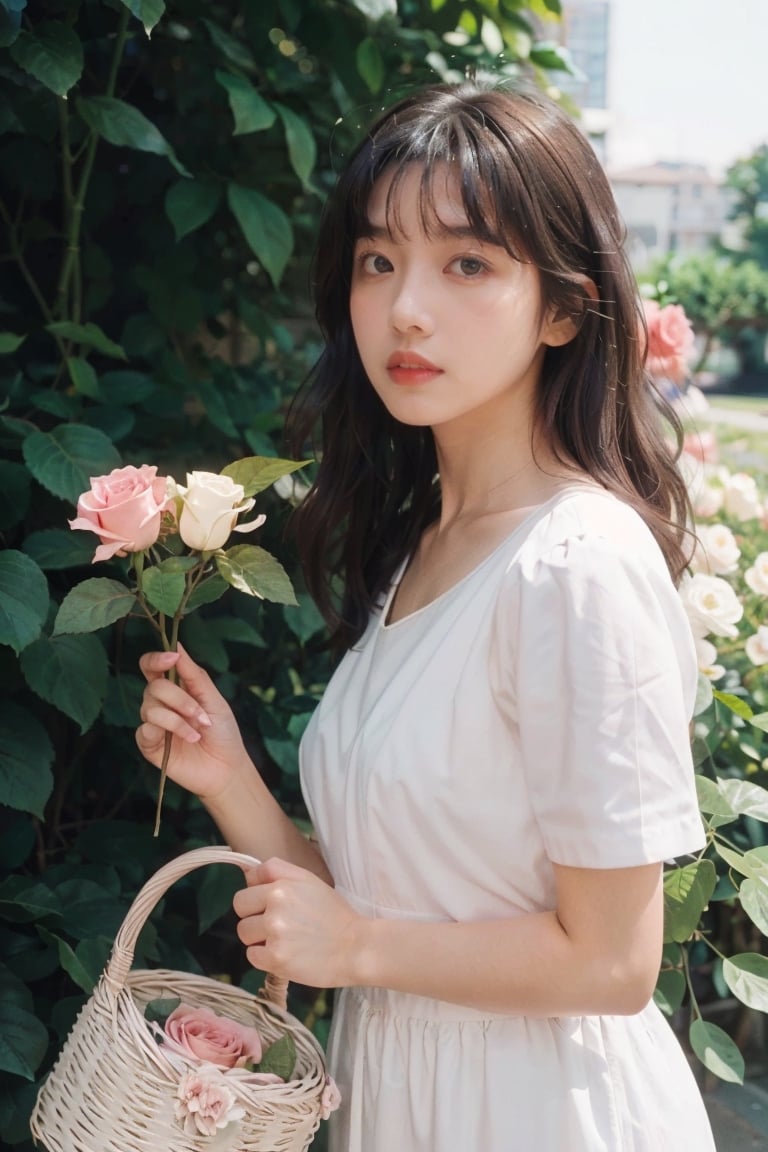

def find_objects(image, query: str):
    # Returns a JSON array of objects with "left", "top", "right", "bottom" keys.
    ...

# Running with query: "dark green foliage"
[{"left": 0, "top": 1, "right": 563, "bottom": 1143}]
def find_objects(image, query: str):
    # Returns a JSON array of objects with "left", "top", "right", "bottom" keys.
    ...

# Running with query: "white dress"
[{"left": 299, "top": 488, "right": 716, "bottom": 1152}]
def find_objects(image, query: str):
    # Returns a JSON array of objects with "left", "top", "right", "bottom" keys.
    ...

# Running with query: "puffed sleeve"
[{"left": 490, "top": 531, "right": 706, "bottom": 868}]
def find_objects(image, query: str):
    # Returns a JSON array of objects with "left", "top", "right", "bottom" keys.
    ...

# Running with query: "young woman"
[{"left": 137, "top": 81, "right": 716, "bottom": 1150}]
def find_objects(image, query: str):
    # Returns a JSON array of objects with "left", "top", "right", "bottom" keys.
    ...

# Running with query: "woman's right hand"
[{"left": 136, "top": 644, "right": 250, "bottom": 802}]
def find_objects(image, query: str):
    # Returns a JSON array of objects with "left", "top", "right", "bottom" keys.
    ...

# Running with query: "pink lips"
[{"left": 386, "top": 351, "right": 442, "bottom": 386}]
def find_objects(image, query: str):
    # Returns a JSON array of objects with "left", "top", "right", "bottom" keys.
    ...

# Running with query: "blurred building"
[
  {"left": 553, "top": 1, "right": 612, "bottom": 161},
  {"left": 608, "top": 162, "right": 735, "bottom": 266}
]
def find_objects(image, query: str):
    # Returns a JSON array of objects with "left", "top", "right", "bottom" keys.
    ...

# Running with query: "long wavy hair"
[{"left": 286, "top": 80, "right": 692, "bottom": 654}]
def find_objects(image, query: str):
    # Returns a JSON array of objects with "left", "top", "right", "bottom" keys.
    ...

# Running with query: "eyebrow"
[{"left": 357, "top": 222, "right": 483, "bottom": 242}]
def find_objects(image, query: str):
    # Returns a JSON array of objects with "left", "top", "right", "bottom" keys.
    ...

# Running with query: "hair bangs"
[{"left": 348, "top": 109, "right": 533, "bottom": 262}]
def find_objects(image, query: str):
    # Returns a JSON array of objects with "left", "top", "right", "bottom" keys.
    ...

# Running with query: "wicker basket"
[{"left": 30, "top": 846, "right": 330, "bottom": 1152}]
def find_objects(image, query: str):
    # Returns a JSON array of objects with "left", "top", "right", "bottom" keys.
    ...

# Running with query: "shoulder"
[{"left": 512, "top": 487, "right": 668, "bottom": 583}]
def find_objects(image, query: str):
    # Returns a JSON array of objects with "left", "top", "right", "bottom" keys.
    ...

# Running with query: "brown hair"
[{"left": 287, "top": 80, "right": 692, "bottom": 653}]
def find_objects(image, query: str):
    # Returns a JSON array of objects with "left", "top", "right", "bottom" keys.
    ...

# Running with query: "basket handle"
[{"left": 104, "top": 845, "right": 288, "bottom": 1012}]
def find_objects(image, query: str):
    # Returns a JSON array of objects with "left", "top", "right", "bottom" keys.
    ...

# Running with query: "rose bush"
[{"left": 654, "top": 423, "right": 768, "bottom": 1084}]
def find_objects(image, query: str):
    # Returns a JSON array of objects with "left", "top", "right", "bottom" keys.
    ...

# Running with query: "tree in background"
[{"left": 643, "top": 142, "right": 768, "bottom": 388}]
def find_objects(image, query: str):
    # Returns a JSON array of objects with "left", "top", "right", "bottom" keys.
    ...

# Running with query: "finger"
[
  {"left": 233, "top": 882, "right": 270, "bottom": 919},
  {"left": 137, "top": 703, "right": 203, "bottom": 748},
  {"left": 142, "top": 677, "right": 212, "bottom": 730},
  {"left": 138, "top": 649, "right": 180, "bottom": 683},
  {"left": 237, "top": 911, "right": 268, "bottom": 948},
  {"left": 245, "top": 857, "right": 303, "bottom": 886}
]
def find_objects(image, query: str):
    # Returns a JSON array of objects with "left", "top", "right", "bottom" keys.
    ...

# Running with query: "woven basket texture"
[{"left": 30, "top": 847, "right": 328, "bottom": 1152}]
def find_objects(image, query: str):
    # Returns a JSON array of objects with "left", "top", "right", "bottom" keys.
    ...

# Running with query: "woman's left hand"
[{"left": 233, "top": 858, "right": 367, "bottom": 988}]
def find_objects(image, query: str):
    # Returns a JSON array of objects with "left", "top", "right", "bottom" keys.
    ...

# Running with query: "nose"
[{"left": 389, "top": 268, "right": 434, "bottom": 335}]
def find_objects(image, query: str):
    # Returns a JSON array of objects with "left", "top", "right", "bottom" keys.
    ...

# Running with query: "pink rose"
[
  {"left": 162, "top": 1003, "right": 263, "bottom": 1069},
  {"left": 682, "top": 429, "right": 718, "bottom": 464},
  {"left": 320, "top": 1075, "right": 342, "bottom": 1120},
  {"left": 69, "top": 464, "right": 173, "bottom": 563},
  {"left": 642, "top": 301, "right": 695, "bottom": 383},
  {"left": 174, "top": 1068, "right": 245, "bottom": 1136}
]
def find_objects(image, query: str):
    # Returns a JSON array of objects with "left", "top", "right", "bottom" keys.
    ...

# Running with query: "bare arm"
[
  {"left": 234, "top": 857, "right": 664, "bottom": 1017},
  {"left": 136, "top": 646, "right": 332, "bottom": 884}
]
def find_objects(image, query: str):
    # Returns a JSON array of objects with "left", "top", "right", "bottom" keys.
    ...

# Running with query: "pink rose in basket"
[
  {"left": 320, "top": 1075, "right": 342, "bottom": 1120},
  {"left": 174, "top": 1068, "right": 245, "bottom": 1137},
  {"left": 162, "top": 1003, "right": 263, "bottom": 1069},
  {"left": 69, "top": 464, "right": 173, "bottom": 562},
  {"left": 641, "top": 300, "right": 695, "bottom": 384}
]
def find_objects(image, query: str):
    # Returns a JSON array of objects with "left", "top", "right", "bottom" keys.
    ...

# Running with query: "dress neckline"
[{"left": 380, "top": 484, "right": 609, "bottom": 632}]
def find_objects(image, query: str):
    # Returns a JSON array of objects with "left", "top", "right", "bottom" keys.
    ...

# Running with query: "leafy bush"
[{"left": 0, "top": 0, "right": 575, "bottom": 1144}]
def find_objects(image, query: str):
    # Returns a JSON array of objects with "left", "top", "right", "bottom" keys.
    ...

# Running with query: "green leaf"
[
  {"left": 0, "top": 332, "right": 25, "bottom": 353},
  {"left": 0, "top": 550, "right": 48, "bottom": 654},
  {"left": 144, "top": 996, "right": 181, "bottom": 1024},
  {"left": 165, "top": 178, "right": 222, "bottom": 240},
  {"left": 197, "top": 864, "right": 242, "bottom": 934},
  {"left": 227, "top": 183, "right": 293, "bottom": 287},
  {"left": 53, "top": 578, "right": 136, "bottom": 635},
  {"left": 283, "top": 593, "right": 325, "bottom": 644},
  {"left": 663, "top": 859, "right": 717, "bottom": 943},
  {"left": 47, "top": 320, "right": 126, "bottom": 359},
  {"left": 118, "top": 0, "right": 165, "bottom": 36},
  {"left": 257, "top": 1033, "right": 296, "bottom": 1080},
  {"left": 356, "top": 36, "right": 385, "bottom": 93},
  {"left": 712, "top": 689, "right": 754, "bottom": 720},
  {"left": 103, "top": 673, "right": 144, "bottom": 727},
  {"left": 723, "top": 953, "right": 768, "bottom": 1012},
  {"left": 20, "top": 632, "right": 108, "bottom": 732},
  {"left": 740, "top": 875, "right": 768, "bottom": 935},
  {"left": 183, "top": 574, "right": 228, "bottom": 613},
  {"left": 689, "top": 1019, "right": 744, "bottom": 1084},
  {"left": 695, "top": 775, "right": 736, "bottom": 819},
  {"left": 202, "top": 18, "right": 256, "bottom": 71},
  {"left": 274, "top": 102, "right": 316, "bottom": 189},
  {"left": 141, "top": 566, "right": 185, "bottom": 616},
  {"left": 750, "top": 711, "right": 768, "bottom": 733},
  {"left": 24, "top": 528, "right": 96, "bottom": 570},
  {"left": 37, "top": 927, "right": 109, "bottom": 994},
  {"left": 717, "top": 778, "right": 768, "bottom": 822},
  {"left": 0, "top": 701, "right": 54, "bottom": 818},
  {"left": 215, "top": 71, "right": 276, "bottom": 135},
  {"left": 9, "top": 21, "right": 83, "bottom": 97},
  {"left": 77, "top": 96, "right": 190, "bottom": 177},
  {"left": 216, "top": 545, "right": 297, "bottom": 605},
  {"left": 653, "top": 968, "right": 686, "bottom": 1015},
  {"left": 220, "top": 455, "right": 309, "bottom": 498},
  {"left": 0, "top": 460, "right": 31, "bottom": 529},
  {"left": 22, "top": 423, "right": 121, "bottom": 505},
  {"left": 712, "top": 842, "right": 764, "bottom": 880},
  {"left": 0, "top": 1001, "right": 49, "bottom": 1079},
  {"left": 67, "top": 356, "right": 100, "bottom": 398}
]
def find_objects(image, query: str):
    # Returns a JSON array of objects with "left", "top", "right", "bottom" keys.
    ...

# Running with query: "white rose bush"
[
  {"left": 658, "top": 428, "right": 768, "bottom": 1085},
  {"left": 60, "top": 455, "right": 306, "bottom": 834}
]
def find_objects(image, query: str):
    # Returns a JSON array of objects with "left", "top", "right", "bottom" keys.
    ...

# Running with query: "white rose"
[
  {"left": 745, "top": 552, "right": 768, "bottom": 596},
  {"left": 723, "top": 472, "right": 761, "bottom": 521},
  {"left": 745, "top": 625, "right": 768, "bottom": 667},
  {"left": 690, "top": 524, "right": 741, "bottom": 576},
  {"left": 693, "top": 636, "right": 725, "bottom": 681},
  {"left": 679, "top": 572, "right": 744, "bottom": 638},
  {"left": 173, "top": 471, "right": 266, "bottom": 551},
  {"left": 692, "top": 483, "right": 724, "bottom": 519}
]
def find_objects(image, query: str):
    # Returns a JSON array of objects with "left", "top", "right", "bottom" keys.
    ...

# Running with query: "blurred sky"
[{"left": 605, "top": 0, "right": 767, "bottom": 173}]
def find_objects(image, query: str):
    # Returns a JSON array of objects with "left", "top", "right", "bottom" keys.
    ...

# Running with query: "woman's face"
[{"left": 349, "top": 163, "right": 570, "bottom": 437}]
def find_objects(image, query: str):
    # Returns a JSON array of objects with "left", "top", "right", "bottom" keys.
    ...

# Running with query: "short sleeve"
[{"left": 490, "top": 531, "right": 706, "bottom": 868}]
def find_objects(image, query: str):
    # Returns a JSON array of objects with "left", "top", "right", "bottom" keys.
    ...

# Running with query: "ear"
[{"left": 542, "top": 276, "right": 599, "bottom": 348}]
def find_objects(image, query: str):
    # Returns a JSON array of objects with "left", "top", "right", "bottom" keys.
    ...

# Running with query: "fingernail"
[
  {"left": 185, "top": 730, "right": 202, "bottom": 743},
  {"left": 197, "top": 711, "right": 212, "bottom": 727}
]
